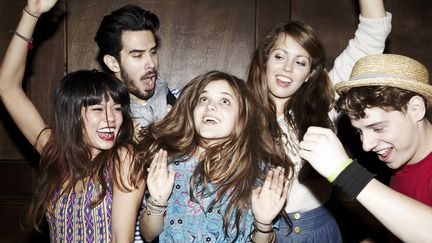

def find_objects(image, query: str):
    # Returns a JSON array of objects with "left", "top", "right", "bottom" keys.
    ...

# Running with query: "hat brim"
[{"left": 335, "top": 78, "right": 432, "bottom": 105}]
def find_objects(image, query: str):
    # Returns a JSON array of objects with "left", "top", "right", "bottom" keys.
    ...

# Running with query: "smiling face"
[
  {"left": 81, "top": 96, "right": 123, "bottom": 157},
  {"left": 350, "top": 107, "right": 420, "bottom": 169},
  {"left": 117, "top": 30, "right": 159, "bottom": 102},
  {"left": 193, "top": 80, "right": 240, "bottom": 143},
  {"left": 265, "top": 34, "right": 312, "bottom": 109}
]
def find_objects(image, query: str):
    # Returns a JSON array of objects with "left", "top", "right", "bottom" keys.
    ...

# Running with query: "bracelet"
[
  {"left": 333, "top": 159, "right": 375, "bottom": 200},
  {"left": 9, "top": 30, "right": 33, "bottom": 49},
  {"left": 143, "top": 197, "right": 168, "bottom": 216},
  {"left": 327, "top": 158, "right": 353, "bottom": 183},
  {"left": 254, "top": 218, "right": 272, "bottom": 226},
  {"left": 24, "top": 8, "right": 40, "bottom": 19},
  {"left": 253, "top": 223, "right": 274, "bottom": 234}
]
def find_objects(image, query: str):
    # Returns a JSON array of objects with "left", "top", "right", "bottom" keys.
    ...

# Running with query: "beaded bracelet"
[{"left": 144, "top": 197, "right": 168, "bottom": 216}]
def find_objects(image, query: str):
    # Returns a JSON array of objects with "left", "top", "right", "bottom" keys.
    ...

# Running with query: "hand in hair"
[
  {"left": 251, "top": 167, "right": 289, "bottom": 225},
  {"left": 298, "top": 126, "right": 350, "bottom": 178},
  {"left": 146, "top": 149, "right": 175, "bottom": 205}
]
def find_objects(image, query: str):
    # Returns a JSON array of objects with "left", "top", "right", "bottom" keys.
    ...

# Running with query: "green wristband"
[{"left": 327, "top": 158, "right": 353, "bottom": 183}]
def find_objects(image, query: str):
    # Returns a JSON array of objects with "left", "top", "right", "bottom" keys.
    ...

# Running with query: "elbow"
[{"left": 140, "top": 228, "right": 158, "bottom": 242}]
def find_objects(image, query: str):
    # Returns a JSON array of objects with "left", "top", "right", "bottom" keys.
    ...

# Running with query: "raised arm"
[
  {"left": 0, "top": 0, "right": 58, "bottom": 153},
  {"left": 139, "top": 149, "right": 175, "bottom": 242},
  {"left": 298, "top": 126, "right": 432, "bottom": 242},
  {"left": 329, "top": 0, "right": 392, "bottom": 87}
]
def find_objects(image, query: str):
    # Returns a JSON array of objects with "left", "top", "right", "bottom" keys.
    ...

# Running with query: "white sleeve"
[{"left": 329, "top": 12, "right": 392, "bottom": 88}]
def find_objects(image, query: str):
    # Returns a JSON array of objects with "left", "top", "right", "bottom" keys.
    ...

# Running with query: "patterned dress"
[
  {"left": 157, "top": 157, "right": 255, "bottom": 242},
  {"left": 46, "top": 179, "right": 112, "bottom": 242}
]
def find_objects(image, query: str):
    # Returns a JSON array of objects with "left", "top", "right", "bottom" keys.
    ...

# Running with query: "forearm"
[
  {"left": 139, "top": 212, "right": 164, "bottom": 242},
  {"left": 357, "top": 179, "right": 432, "bottom": 243},
  {"left": 0, "top": 10, "right": 38, "bottom": 94},
  {"left": 359, "top": 0, "right": 386, "bottom": 18}
]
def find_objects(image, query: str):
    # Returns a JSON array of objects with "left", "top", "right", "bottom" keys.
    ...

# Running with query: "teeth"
[
  {"left": 276, "top": 75, "right": 291, "bottom": 82},
  {"left": 98, "top": 127, "right": 115, "bottom": 133},
  {"left": 376, "top": 148, "right": 390, "bottom": 155}
]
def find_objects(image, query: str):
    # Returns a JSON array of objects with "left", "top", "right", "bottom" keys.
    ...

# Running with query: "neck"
[
  {"left": 275, "top": 98, "right": 289, "bottom": 118},
  {"left": 130, "top": 94, "right": 147, "bottom": 105}
]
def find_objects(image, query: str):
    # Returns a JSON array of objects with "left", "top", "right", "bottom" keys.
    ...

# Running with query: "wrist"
[
  {"left": 333, "top": 159, "right": 375, "bottom": 200},
  {"left": 327, "top": 158, "right": 353, "bottom": 183},
  {"left": 23, "top": 8, "right": 41, "bottom": 19},
  {"left": 148, "top": 196, "right": 168, "bottom": 206}
]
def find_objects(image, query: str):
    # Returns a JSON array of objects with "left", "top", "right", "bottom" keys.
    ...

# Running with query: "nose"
[
  {"left": 144, "top": 53, "right": 156, "bottom": 70},
  {"left": 106, "top": 109, "right": 116, "bottom": 123},
  {"left": 205, "top": 100, "right": 217, "bottom": 111},
  {"left": 283, "top": 59, "right": 293, "bottom": 72},
  {"left": 361, "top": 132, "right": 377, "bottom": 152}
]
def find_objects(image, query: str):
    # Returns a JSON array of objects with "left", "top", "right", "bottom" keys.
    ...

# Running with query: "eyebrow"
[
  {"left": 201, "top": 90, "right": 235, "bottom": 99},
  {"left": 128, "top": 44, "right": 158, "bottom": 54},
  {"left": 273, "top": 48, "right": 310, "bottom": 59},
  {"left": 365, "top": 121, "right": 387, "bottom": 128}
]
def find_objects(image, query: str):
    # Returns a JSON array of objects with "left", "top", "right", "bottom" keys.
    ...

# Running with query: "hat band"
[{"left": 350, "top": 73, "right": 403, "bottom": 81}]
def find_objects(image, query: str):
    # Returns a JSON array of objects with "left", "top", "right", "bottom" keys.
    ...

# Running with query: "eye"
[
  {"left": 113, "top": 105, "right": 122, "bottom": 112},
  {"left": 132, "top": 54, "right": 142, "bottom": 58},
  {"left": 198, "top": 96, "right": 208, "bottom": 103},
  {"left": 221, "top": 98, "right": 231, "bottom": 105},
  {"left": 372, "top": 127, "right": 384, "bottom": 133},
  {"left": 274, "top": 53, "right": 285, "bottom": 61},
  {"left": 150, "top": 49, "right": 158, "bottom": 56},
  {"left": 90, "top": 105, "right": 103, "bottom": 111},
  {"left": 295, "top": 60, "right": 306, "bottom": 67}
]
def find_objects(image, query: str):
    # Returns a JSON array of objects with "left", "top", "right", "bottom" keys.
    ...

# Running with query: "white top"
[{"left": 282, "top": 12, "right": 392, "bottom": 213}]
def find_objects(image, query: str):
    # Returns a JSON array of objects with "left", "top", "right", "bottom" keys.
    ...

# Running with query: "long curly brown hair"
[
  {"left": 247, "top": 21, "right": 334, "bottom": 179},
  {"left": 137, "top": 70, "right": 292, "bottom": 240}
]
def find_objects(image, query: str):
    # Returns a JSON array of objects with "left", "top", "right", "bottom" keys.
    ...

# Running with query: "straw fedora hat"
[{"left": 334, "top": 54, "right": 432, "bottom": 104}]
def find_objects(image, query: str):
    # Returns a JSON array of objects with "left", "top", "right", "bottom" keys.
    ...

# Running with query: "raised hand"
[
  {"left": 26, "top": 0, "right": 59, "bottom": 17},
  {"left": 146, "top": 149, "right": 175, "bottom": 205},
  {"left": 299, "top": 126, "right": 350, "bottom": 178},
  {"left": 251, "top": 167, "right": 288, "bottom": 225}
]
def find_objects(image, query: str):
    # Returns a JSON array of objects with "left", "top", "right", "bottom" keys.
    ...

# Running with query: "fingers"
[{"left": 263, "top": 167, "right": 286, "bottom": 198}]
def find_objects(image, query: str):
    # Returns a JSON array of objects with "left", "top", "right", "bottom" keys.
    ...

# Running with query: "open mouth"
[
  {"left": 203, "top": 116, "right": 218, "bottom": 125},
  {"left": 276, "top": 75, "right": 292, "bottom": 87},
  {"left": 375, "top": 147, "right": 392, "bottom": 161},
  {"left": 141, "top": 74, "right": 156, "bottom": 91},
  {"left": 97, "top": 127, "right": 116, "bottom": 141}
]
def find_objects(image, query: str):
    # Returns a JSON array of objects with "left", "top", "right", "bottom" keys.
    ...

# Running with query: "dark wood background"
[{"left": 0, "top": 0, "right": 431, "bottom": 242}]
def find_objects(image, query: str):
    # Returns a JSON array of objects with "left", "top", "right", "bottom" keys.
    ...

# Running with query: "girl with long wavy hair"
[
  {"left": 139, "top": 71, "right": 292, "bottom": 242},
  {"left": 247, "top": 0, "right": 391, "bottom": 242},
  {"left": 0, "top": 0, "right": 145, "bottom": 241}
]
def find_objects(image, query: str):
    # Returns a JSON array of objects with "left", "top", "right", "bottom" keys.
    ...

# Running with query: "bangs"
[{"left": 79, "top": 72, "right": 130, "bottom": 107}]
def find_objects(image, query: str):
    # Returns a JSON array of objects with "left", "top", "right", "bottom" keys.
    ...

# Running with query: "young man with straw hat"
[{"left": 298, "top": 54, "right": 432, "bottom": 242}]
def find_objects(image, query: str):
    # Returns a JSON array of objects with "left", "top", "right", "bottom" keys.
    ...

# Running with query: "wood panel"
[
  {"left": 67, "top": 0, "right": 255, "bottom": 89},
  {"left": 291, "top": 0, "right": 359, "bottom": 69},
  {"left": 385, "top": 0, "right": 432, "bottom": 71},
  {"left": 256, "top": 0, "right": 292, "bottom": 45}
]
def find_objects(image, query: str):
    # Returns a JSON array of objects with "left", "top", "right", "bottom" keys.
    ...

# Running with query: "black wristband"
[{"left": 333, "top": 159, "right": 375, "bottom": 200}]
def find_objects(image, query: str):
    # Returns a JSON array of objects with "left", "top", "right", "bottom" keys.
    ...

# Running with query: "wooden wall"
[{"left": 0, "top": 0, "right": 431, "bottom": 241}]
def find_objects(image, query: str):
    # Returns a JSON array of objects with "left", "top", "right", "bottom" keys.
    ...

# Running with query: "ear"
[
  {"left": 103, "top": 54, "right": 121, "bottom": 73},
  {"left": 406, "top": 95, "right": 427, "bottom": 122}
]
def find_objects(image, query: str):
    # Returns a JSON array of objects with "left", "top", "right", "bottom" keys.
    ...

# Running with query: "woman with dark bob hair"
[{"left": 0, "top": 0, "right": 145, "bottom": 241}]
